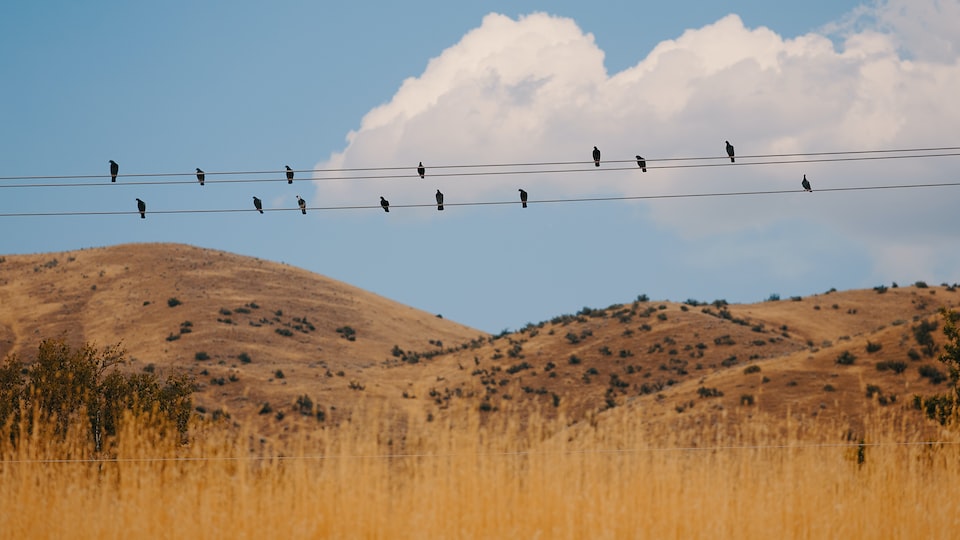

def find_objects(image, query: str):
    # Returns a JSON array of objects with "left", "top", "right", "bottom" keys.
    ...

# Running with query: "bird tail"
[
  {"left": 112, "top": 176, "right": 116, "bottom": 182},
  {"left": 258, "top": 209, "right": 264, "bottom": 214},
  {"left": 288, "top": 179, "right": 293, "bottom": 184},
  {"left": 730, "top": 157, "right": 735, "bottom": 163},
  {"left": 522, "top": 201, "right": 527, "bottom": 208},
  {"left": 301, "top": 208, "right": 306, "bottom": 215},
  {"left": 438, "top": 204, "right": 444, "bottom": 211},
  {"left": 595, "top": 161, "right": 600, "bottom": 167},
  {"left": 642, "top": 167, "right": 647, "bottom": 172},
  {"left": 140, "top": 213, "right": 145, "bottom": 219}
]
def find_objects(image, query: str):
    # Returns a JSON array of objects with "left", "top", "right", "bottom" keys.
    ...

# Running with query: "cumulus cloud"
[{"left": 315, "top": 0, "right": 960, "bottom": 282}]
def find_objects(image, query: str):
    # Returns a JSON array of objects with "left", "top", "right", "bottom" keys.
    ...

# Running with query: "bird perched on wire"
[
  {"left": 636, "top": 155, "right": 647, "bottom": 172},
  {"left": 109, "top": 160, "right": 119, "bottom": 182},
  {"left": 196, "top": 168, "right": 205, "bottom": 186},
  {"left": 296, "top": 195, "right": 306, "bottom": 215},
  {"left": 519, "top": 189, "right": 528, "bottom": 208},
  {"left": 593, "top": 146, "right": 601, "bottom": 167},
  {"left": 436, "top": 189, "right": 444, "bottom": 211},
  {"left": 253, "top": 196, "right": 263, "bottom": 214},
  {"left": 136, "top": 198, "right": 146, "bottom": 219},
  {"left": 380, "top": 196, "right": 390, "bottom": 212},
  {"left": 802, "top": 175, "right": 812, "bottom": 192},
  {"left": 286, "top": 166, "right": 294, "bottom": 184},
  {"left": 725, "top": 141, "right": 735, "bottom": 163},
  {"left": 418, "top": 162, "right": 425, "bottom": 179}
]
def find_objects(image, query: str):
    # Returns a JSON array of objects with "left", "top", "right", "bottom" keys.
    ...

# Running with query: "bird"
[
  {"left": 418, "top": 162, "right": 425, "bottom": 179},
  {"left": 380, "top": 196, "right": 390, "bottom": 212},
  {"left": 519, "top": 189, "right": 528, "bottom": 208},
  {"left": 296, "top": 195, "right": 306, "bottom": 215},
  {"left": 636, "top": 155, "right": 647, "bottom": 172},
  {"left": 196, "top": 168, "right": 205, "bottom": 186},
  {"left": 136, "top": 198, "right": 146, "bottom": 219},
  {"left": 593, "top": 146, "right": 601, "bottom": 167},
  {"left": 109, "top": 160, "right": 119, "bottom": 182},
  {"left": 253, "top": 196, "right": 263, "bottom": 214},
  {"left": 725, "top": 141, "right": 735, "bottom": 163},
  {"left": 802, "top": 174, "right": 812, "bottom": 192},
  {"left": 436, "top": 189, "right": 444, "bottom": 211},
  {"left": 286, "top": 165, "right": 294, "bottom": 184}
]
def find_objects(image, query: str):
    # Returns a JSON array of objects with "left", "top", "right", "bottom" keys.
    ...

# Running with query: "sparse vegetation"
[
  {"left": 167, "top": 297, "right": 182, "bottom": 307},
  {"left": 835, "top": 351, "right": 857, "bottom": 366}
]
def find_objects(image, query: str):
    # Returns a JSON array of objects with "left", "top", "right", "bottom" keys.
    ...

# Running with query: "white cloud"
[{"left": 315, "top": 1, "right": 960, "bottom": 282}]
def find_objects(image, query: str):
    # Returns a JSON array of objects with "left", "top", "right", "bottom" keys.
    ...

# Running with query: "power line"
[
  {"left": 0, "top": 181, "right": 957, "bottom": 218},
  {"left": 1, "top": 146, "right": 959, "bottom": 185},
  {"left": 3, "top": 438, "right": 958, "bottom": 465}
]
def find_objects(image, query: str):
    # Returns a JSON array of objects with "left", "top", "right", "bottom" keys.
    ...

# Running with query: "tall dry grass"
[{"left": 1, "top": 405, "right": 959, "bottom": 539}]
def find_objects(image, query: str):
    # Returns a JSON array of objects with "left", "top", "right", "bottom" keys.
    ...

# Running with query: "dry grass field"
[
  {"left": 2, "top": 243, "right": 960, "bottom": 537},
  {"left": 1, "top": 407, "right": 959, "bottom": 538}
]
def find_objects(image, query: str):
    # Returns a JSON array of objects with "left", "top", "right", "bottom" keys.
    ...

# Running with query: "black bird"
[
  {"left": 436, "top": 189, "right": 444, "bottom": 211},
  {"left": 802, "top": 174, "right": 812, "bottom": 192},
  {"left": 636, "top": 155, "right": 647, "bottom": 172},
  {"left": 253, "top": 196, "right": 263, "bottom": 214},
  {"left": 286, "top": 165, "right": 294, "bottom": 184},
  {"left": 593, "top": 146, "right": 601, "bottom": 167},
  {"left": 136, "top": 198, "right": 146, "bottom": 219},
  {"left": 109, "top": 160, "right": 119, "bottom": 182},
  {"left": 196, "top": 168, "right": 205, "bottom": 186},
  {"left": 725, "top": 141, "right": 735, "bottom": 163},
  {"left": 418, "top": 162, "right": 425, "bottom": 179},
  {"left": 380, "top": 196, "right": 390, "bottom": 212},
  {"left": 296, "top": 195, "right": 306, "bottom": 215},
  {"left": 519, "top": 189, "right": 528, "bottom": 208}
]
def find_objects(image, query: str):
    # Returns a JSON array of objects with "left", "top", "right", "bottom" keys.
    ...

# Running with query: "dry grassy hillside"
[
  {"left": 1, "top": 243, "right": 958, "bottom": 437},
  {"left": 0, "top": 243, "right": 484, "bottom": 432}
]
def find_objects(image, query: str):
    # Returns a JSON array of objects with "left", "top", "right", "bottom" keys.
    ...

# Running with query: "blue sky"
[{"left": 2, "top": 0, "right": 959, "bottom": 333}]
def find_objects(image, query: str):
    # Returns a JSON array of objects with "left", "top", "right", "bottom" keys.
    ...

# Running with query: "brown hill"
[
  {"left": 0, "top": 243, "right": 485, "bottom": 432},
  {"left": 1, "top": 243, "right": 957, "bottom": 438}
]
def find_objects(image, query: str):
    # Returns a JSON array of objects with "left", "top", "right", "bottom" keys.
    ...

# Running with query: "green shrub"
[
  {"left": 743, "top": 365, "right": 761, "bottom": 374},
  {"left": 167, "top": 297, "right": 182, "bottom": 307},
  {"left": 875, "top": 360, "right": 907, "bottom": 374},
  {"left": 866, "top": 341, "right": 883, "bottom": 353},
  {"left": 238, "top": 352, "right": 252, "bottom": 364},
  {"left": 836, "top": 351, "right": 856, "bottom": 365},
  {"left": 918, "top": 365, "right": 946, "bottom": 384},
  {"left": 740, "top": 394, "right": 755, "bottom": 406},
  {"left": 194, "top": 351, "right": 210, "bottom": 361},
  {"left": 697, "top": 387, "right": 723, "bottom": 398}
]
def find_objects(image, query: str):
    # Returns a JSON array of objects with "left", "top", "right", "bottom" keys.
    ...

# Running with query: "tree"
[
  {"left": 940, "top": 307, "right": 960, "bottom": 400},
  {"left": 0, "top": 339, "right": 194, "bottom": 450}
]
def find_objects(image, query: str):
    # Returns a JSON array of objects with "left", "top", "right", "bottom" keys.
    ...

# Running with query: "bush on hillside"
[{"left": 0, "top": 339, "right": 193, "bottom": 451}]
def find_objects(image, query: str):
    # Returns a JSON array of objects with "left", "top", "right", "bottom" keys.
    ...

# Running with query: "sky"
[{"left": 2, "top": 0, "right": 959, "bottom": 334}]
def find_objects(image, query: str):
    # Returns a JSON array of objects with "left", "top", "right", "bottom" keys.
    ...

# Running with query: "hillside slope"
[{"left": 0, "top": 243, "right": 485, "bottom": 429}]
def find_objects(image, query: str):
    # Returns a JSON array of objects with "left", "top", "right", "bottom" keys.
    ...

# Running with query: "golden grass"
[{"left": 3, "top": 406, "right": 959, "bottom": 539}]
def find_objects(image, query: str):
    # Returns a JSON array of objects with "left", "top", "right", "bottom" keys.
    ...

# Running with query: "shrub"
[
  {"left": 167, "top": 297, "right": 182, "bottom": 307},
  {"left": 194, "top": 351, "right": 210, "bottom": 361},
  {"left": 0, "top": 339, "right": 193, "bottom": 448},
  {"left": 835, "top": 351, "right": 856, "bottom": 365},
  {"left": 565, "top": 332, "right": 580, "bottom": 344},
  {"left": 697, "top": 387, "right": 724, "bottom": 398},
  {"left": 866, "top": 341, "right": 883, "bottom": 353},
  {"left": 875, "top": 360, "right": 907, "bottom": 374},
  {"left": 915, "top": 281, "right": 929, "bottom": 288},
  {"left": 336, "top": 326, "right": 357, "bottom": 341},
  {"left": 743, "top": 365, "right": 761, "bottom": 375},
  {"left": 568, "top": 355, "right": 582, "bottom": 365},
  {"left": 918, "top": 365, "right": 946, "bottom": 384},
  {"left": 275, "top": 328, "right": 293, "bottom": 337},
  {"left": 238, "top": 352, "right": 252, "bottom": 364},
  {"left": 274, "top": 369, "right": 285, "bottom": 379},
  {"left": 657, "top": 313, "right": 668, "bottom": 321},
  {"left": 913, "top": 320, "right": 939, "bottom": 357},
  {"left": 740, "top": 394, "right": 755, "bottom": 406},
  {"left": 823, "top": 384, "right": 836, "bottom": 392},
  {"left": 767, "top": 293, "right": 780, "bottom": 302}
]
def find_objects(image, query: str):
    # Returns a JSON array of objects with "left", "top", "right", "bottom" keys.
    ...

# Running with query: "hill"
[
  {"left": 1, "top": 243, "right": 957, "bottom": 437},
  {"left": 0, "top": 243, "right": 485, "bottom": 433}
]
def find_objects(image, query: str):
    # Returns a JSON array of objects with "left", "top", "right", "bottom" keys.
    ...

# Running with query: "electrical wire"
[
  {"left": 3, "top": 438, "right": 958, "bottom": 464},
  {"left": 1, "top": 145, "right": 958, "bottom": 185},
  {"left": 0, "top": 181, "right": 957, "bottom": 218}
]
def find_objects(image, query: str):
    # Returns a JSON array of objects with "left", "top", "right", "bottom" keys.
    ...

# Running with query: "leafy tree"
[
  {"left": 939, "top": 308, "right": 960, "bottom": 400},
  {"left": 0, "top": 339, "right": 194, "bottom": 450}
]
